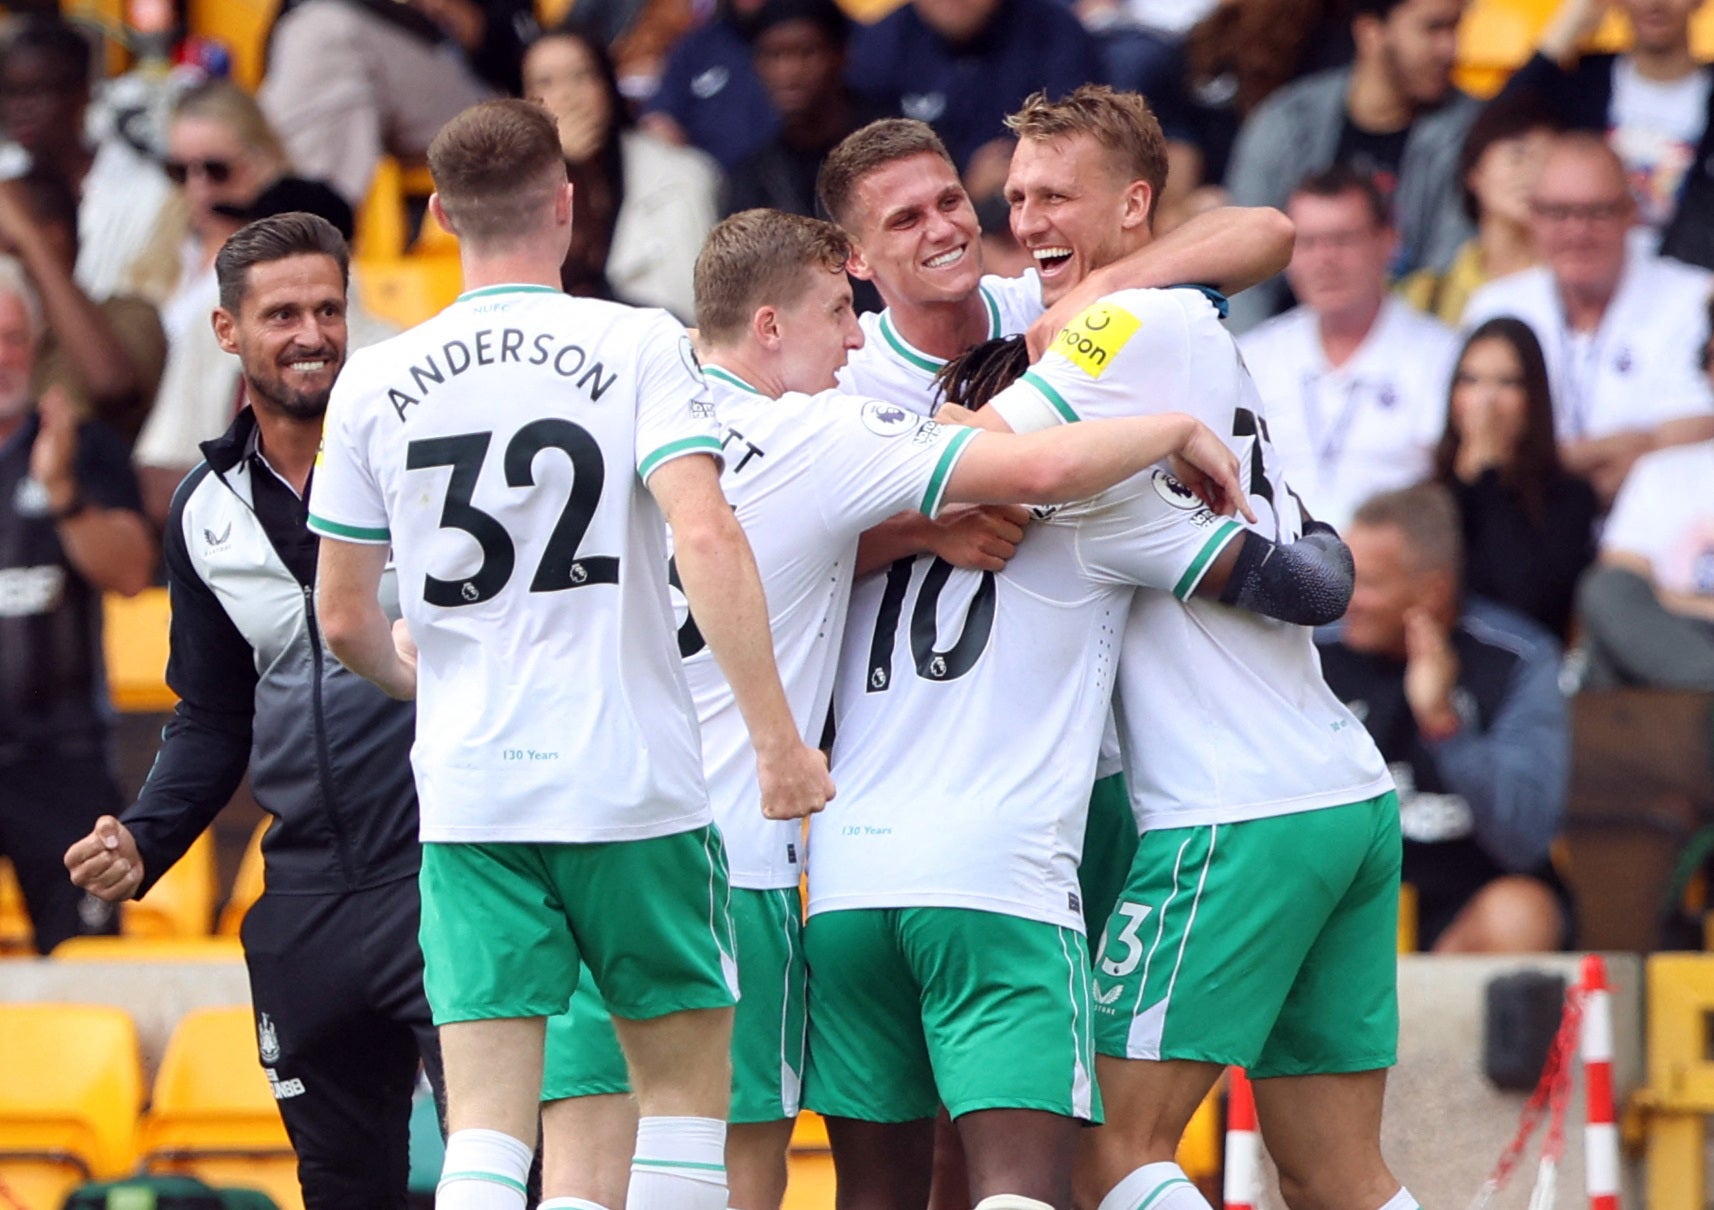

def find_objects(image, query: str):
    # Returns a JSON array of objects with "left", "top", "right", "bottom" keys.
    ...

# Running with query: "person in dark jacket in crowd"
[{"left": 65, "top": 212, "right": 440, "bottom": 1210}]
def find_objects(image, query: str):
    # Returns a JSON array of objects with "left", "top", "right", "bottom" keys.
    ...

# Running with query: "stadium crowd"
[{"left": 2, "top": 0, "right": 1714, "bottom": 1204}]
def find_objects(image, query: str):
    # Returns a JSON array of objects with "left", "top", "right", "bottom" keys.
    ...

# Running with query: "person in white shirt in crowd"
[
  {"left": 1238, "top": 165, "right": 1458, "bottom": 531},
  {"left": 1462, "top": 131, "right": 1714, "bottom": 503},
  {"left": 1576, "top": 295, "right": 1714, "bottom": 690}
]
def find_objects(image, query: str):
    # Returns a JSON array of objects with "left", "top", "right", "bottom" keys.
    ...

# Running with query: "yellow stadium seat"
[
  {"left": 0, "top": 859, "right": 30, "bottom": 955},
  {"left": 355, "top": 256, "right": 464, "bottom": 330},
  {"left": 123, "top": 830, "right": 217, "bottom": 938},
  {"left": 1176, "top": 1084, "right": 1221, "bottom": 1186},
  {"left": 1398, "top": 882, "right": 1418, "bottom": 954},
  {"left": 105, "top": 587, "right": 175, "bottom": 713},
  {"left": 219, "top": 818, "right": 271, "bottom": 936},
  {"left": 139, "top": 1005, "right": 304, "bottom": 1210},
  {"left": 785, "top": 1111, "right": 835, "bottom": 1210},
  {"left": 184, "top": 0, "right": 280, "bottom": 91},
  {"left": 53, "top": 935, "right": 243, "bottom": 961},
  {"left": 0, "top": 1002, "right": 143, "bottom": 1202}
]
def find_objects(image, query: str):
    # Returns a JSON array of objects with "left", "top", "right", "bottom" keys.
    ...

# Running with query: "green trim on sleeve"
[
  {"left": 1172, "top": 520, "right": 1242, "bottom": 601},
  {"left": 980, "top": 283, "right": 1002, "bottom": 338},
  {"left": 638, "top": 434, "right": 724, "bottom": 482},
  {"left": 919, "top": 426, "right": 979, "bottom": 517},
  {"left": 1019, "top": 371, "right": 1080, "bottom": 424},
  {"left": 307, "top": 514, "right": 391, "bottom": 544}
]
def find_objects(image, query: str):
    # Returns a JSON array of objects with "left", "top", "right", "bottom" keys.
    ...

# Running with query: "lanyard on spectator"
[
  {"left": 1297, "top": 369, "right": 1372, "bottom": 479},
  {"left": 1556, "top": 322, "right": 1605, "bottom": 444}
]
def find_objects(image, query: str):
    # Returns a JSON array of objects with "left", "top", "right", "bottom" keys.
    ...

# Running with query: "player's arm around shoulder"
[{"left": 647, "top": 453, "right": 834, "bottom": 820}]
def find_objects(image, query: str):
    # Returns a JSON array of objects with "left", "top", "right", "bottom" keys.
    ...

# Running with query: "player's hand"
[
  {"left": 1403, "top": 607, "right": 1461, "bottom": 738},
  {"left": 928, "top": 504, "right": 1029, "bottom": 572},
  {"left": 1169, "top": 423, "right": 1256, "bottom": 524},
  {"left": 757, "top": 742, "right": 835, "bottom": 820},
  {"left": 64, "top": 815, "right": 144, "bottom": 902}
]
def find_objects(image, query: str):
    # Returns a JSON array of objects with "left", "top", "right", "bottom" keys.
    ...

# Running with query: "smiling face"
[
  {"left": 844, "top": 151, "right": 984, "bottom": 308},
  {"left": 213, "top": 253, "right": 347, "bottom": 421},
  {"left": 1005, "top": 132, "right": 1151, "bottom": 305},
  {"left": 773, "top": 263, "right": 864, "bottom": 392}
]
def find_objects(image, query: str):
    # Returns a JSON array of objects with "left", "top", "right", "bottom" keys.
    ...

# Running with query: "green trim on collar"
[{"left": 456, "top": 284, "right": 560, "bottom": 301}]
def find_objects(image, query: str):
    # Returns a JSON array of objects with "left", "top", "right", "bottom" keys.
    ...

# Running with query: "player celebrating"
[
  {"left": 535, "top": 208, "right": 1252, "bottom": 1210},
  {"left": 309, "top": 100, "right": 831, "bottom": 1210},
  {"left": 814, "top": 117, "right": 1295, "bottom": 943},
  {"left": 973, "top": 85, "right": 1414, "bottom": 1210}
]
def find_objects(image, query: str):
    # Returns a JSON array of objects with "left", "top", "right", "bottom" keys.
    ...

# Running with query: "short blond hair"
[
  {"left": 695, "top": 210, "right": 851, "bottom": 345},
  {"left": 1006, "top": 85, "right": 1168, "bottom": 216},
  {"left": 429, "top": 100, "right": 566, "bottom": 245},
  {"left": 1351, "top": 482, "right": 1464, "bottom": 575},
  {"left": 816, "top": 118, "right": 956, "bottom": 228}
]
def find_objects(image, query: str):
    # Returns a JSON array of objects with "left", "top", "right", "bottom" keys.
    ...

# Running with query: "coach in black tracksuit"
[{"left": 65, "top": 213, "right": 439, "bottom": 1208}]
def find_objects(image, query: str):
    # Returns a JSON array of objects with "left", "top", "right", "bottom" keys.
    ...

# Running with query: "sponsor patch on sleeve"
[{"left": 1055, "top": 301, "right": 1141, "bottom": 378}]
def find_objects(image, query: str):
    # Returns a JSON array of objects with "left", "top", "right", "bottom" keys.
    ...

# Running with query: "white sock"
[
  {"left": 1097, "top": 1162, "right": 1214, "bottom": 1210},
  {"left": 1375, "top": 1189, "right": 1418, "bottom": 1210},
  {"left": 540, "top": 1201, "right": 611, "bottom": 1210},
  {"left": 627, "top": 1115, "right": 728, "bottom": 1210},
  {"left": 975, "top": 1198, "right": 1057, "bottom": 1210},
  {"left": 437, "top": 1128, "right": 532, "bottom": 1209}
]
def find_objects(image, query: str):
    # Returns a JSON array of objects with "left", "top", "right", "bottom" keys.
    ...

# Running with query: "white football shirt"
[
  {"left": 1461, "top": 250, "right": 1714, "bottom": 444},
  {"left": 990, "top": 287, "right": 1395, "bottom": 830},
  {"left": 684, "top": 366, "right": 977, "bottom": 888},
  {"left": 837, "top": 271, "right": 1045, "bottom": 415},
  {"left": 1602, "top": 440, "right": 1714, "bottom": 597},
  {"left": 1237, "top": 296, "right": 1457, "bottom": 531},
  {"left": 309, "top": 284, "right": 723, "bottom": 844}
]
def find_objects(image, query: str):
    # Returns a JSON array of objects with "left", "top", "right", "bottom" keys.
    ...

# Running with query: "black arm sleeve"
[
  {"left": 120, "top": 476, "right": 258, "bottom": 898},
  {"left": 1216, "top": 520, "right": 1354, "bottom": 626}
]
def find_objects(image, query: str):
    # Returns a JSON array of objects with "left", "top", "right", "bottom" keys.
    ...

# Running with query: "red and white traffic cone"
[{"left": 1224, "top": 1067, "right": 1260, "bottom": 1210}]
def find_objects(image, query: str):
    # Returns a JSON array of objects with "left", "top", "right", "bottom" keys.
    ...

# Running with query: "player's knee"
[{"left": 974, "top": 1196, "right": 1057, "bottom": 1210}]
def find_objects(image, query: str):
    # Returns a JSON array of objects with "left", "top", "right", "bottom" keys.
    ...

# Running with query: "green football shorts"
[
  {"left": 541, "top": 886, "right": 807, "bottom": 1122},
  {"left": 418, "top": 827, "right": 738, "bottom": 1026},
  {"left": 1080, "top": 772, "right": 1139, "bottom": 939},
  {"left": 1090, "top": 793, "right": 1401, "bottom": 1078},
  {"left": 803, "top": 906, "right": 1100, "bottom": 1123}
]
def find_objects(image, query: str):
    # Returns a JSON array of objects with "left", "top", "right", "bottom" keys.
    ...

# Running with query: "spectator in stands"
[
  {"left": 4, "top": 169, "right": 165, "bottom": 448},
  {"left": 1319, "top": 483, "right": 1571, "bottom": 953},
  {"left": 259, "top": 0, "right": 532, "bottom": 206},
  {"left": 64, "top": 213, "right": 442, "bottom": 1206},
  {"left": 1573, "top": 295, "right": 1714, "bottom": 690},
  {"left": 0, "top": 258, "right": 154, "bottom": 954},
  {"left": 0, "top": 17, "right": 177, "bottom": 320},
  {"left": 1147, "top": 0, "right": 1354, "bottom": 230},
  {"left": 1223, "top": 0, "right": 1477, "bottom": 330},
  {"left": 1463, "top": 132, "right": 1714, "bottom": 504},
  {"left": 1399, "top": 96, "right": 1556, "bottom": 324},
  {"left": 844, "top": 0, "right": 1102, "bottom": 177},
  {"left": 1491, "top": 0, "right": 1714, "bottom": 268},
  {"left": 125, "top": 83, "right": 360, "bottom": 528},
  {"left": 722, "top": 0, "right": 886, "bottom": 219},
  {"left": 523, "top": 23, "right": 719, "bottom": 321},
  {"left": 641, "top": 0, "right": 782, "bottom": 171},
  {"left": 1238, "top": 166, "right": 1459, "bottom": 530},
  {"left": 1434, "top": 318, "right": 1598, "bottom": 640}
]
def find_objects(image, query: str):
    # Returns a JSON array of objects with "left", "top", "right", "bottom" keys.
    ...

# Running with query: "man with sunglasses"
[
  {"left": 66, "top": 212, "right": 441, "bottom": 1209},
  {"left": 1464, "top": 131, "right": 1714, "bottom": 503}
]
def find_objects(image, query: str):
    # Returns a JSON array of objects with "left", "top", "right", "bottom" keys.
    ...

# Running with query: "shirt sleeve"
[
  {"left": 306, "top": 363, "right": 391, "bottom": 544},
  {"left": 989, "top": 290, "right": 1195, "bottom": 434},
  {"left": 1428, "top": 619, "right": 1568, "bottom": 872},
  {"left": 633, "top": 312, "right": 725, "bottom": 483},
  {"left": 813, "top": 401, "right": 980, "bottom": 539},
  {"left": 73, "top": 420, "right": 145, "bottom": 512},
  {"left": 122, "top": 476, "right": 257, "bottom": 898},
  {"left": 1073, "top": 469, "right": 1246, "bottom": 600}
]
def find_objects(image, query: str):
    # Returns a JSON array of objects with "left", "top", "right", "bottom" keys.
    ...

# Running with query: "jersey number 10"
[{"left": 865, "top": 555, "right": 997, "bottom": 693}]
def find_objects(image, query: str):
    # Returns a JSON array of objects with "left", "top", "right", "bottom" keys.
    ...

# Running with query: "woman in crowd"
[
  {"left": 1433, "top": 317, "right": 1598, "bottom": 640},
  {"left": 1400, "top": 97, "right": 1556, "bottom": 324},
  {"left": 522, "top": 23, "right": 719, "bottom": 321}
]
